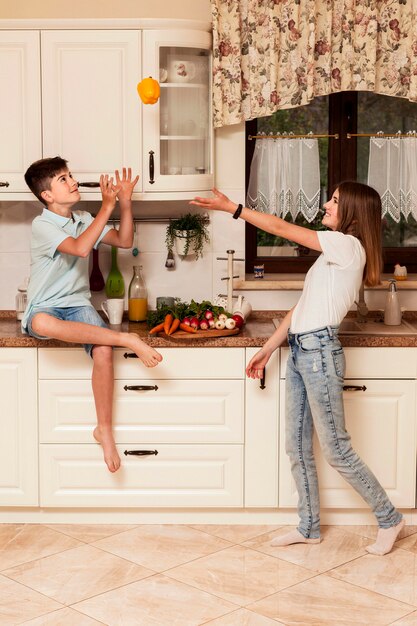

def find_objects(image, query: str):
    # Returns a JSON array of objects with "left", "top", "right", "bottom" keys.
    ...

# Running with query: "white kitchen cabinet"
[
  {"left": 38, "top": 347, "right": 244, "bottom": 508},
  {"left": 245, "top": 348, "right": 279, "bottom": 507},
  {"left": 40, "top": 444, "right": 242, "bottom": 508},
  {"left": 0, "top": 21, "right": 212, "bottom": 200},
  {"left": 0, "top": 349, "right": 38, "bottom": 505},
  {"left": 0, "top": 31, "right": 41, "bottom": 193},
  {"left": 279, "top": 348, "right": 417, "bottom": 508},
  {"left": 41, "top": 30, "right": 141, "bottom": 191},
  {"left": 142, "top": 30, "right": 213, "bottom": 193}
]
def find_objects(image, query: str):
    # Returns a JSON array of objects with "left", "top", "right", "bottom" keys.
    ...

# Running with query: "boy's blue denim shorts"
[{"left": 26, "top": 305, "right": 108, "bottom": 357}]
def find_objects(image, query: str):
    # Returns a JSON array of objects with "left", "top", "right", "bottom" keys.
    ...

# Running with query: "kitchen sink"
[{"left": 272, "top": 318, "right": 417, "bottom": 335}]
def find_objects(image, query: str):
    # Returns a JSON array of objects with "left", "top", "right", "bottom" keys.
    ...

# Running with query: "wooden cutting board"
[{"left": 158, "top": 328, "right": 240, "bottom": 340}]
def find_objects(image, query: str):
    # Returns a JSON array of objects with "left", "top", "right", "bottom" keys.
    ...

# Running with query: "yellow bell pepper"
[{"left": 137, "top": 76, "right": 160, "bottom": 104}]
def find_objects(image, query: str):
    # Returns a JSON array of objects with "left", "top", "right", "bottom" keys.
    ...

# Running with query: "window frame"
[{"left": 245, "top": 92, "right": 417, "bottom": 274}]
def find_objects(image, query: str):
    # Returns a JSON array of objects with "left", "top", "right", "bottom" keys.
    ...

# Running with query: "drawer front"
[
  {"left": 40, "top": 444, "right": 243, "bottom": 507},
  {"left": 280, "top": 347, "right": 417, "bottom": 379},
  {"left": 39, "top": 379, "right": 244, "bottom": 443},
  {"left": 39, "top": 347, "right": 245, "bottom": 380}
]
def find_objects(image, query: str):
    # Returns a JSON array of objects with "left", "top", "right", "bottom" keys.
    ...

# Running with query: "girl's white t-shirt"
[{"left": 290, "top": 231, "right": 366, "bottom": 333}]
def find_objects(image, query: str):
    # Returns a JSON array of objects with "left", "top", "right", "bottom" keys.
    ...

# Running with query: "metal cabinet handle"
[
  {"left": 78, "top": 182, "right": 100, "bottom": 188},
  {"left": 124, "top": 449, "right": 158, "bottom": 456},
  {"left": 343, "top": 385, "right": 367, "bottom": 392},
  {"left": 0, "top": 181, "right": 10, "bottom": 187},
  {"left": 260, "top": 367, "right": 266, "bottom": 390},
  {"left": 123, "top": 384, "right": 158, "bottom": 391},
  {"left": 149, "top": 150, "right": 155, "bottom": 184}
]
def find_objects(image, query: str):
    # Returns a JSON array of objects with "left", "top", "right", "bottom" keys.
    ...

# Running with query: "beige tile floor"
[{"left": 1, "top": 523, "right": 417, "bottom": 625}]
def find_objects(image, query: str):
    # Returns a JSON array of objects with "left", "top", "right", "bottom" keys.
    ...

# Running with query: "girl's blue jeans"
[{"left": 285, "top": 326, "right": 402, "bottom": 539}]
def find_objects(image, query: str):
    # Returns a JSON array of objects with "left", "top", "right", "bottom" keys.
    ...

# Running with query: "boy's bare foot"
[
  {"left": 128, "top": 334, "right": 163, "bottom": 367},
  {"left": 93, "top": 426, "right": 121, "bottom": 473}
]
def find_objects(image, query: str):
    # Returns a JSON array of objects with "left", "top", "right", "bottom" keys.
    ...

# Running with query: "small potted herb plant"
[{"left": 165, "top": 212, "right": 210, "bottom": 258}]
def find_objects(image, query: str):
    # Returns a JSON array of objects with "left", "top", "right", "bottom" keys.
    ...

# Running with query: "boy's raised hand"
[
  {"left": 100, "top": 174, "right": 121, "bottom": 212},
  {"left": 115, "top": 168, "right": 139, "bottom": 203}
]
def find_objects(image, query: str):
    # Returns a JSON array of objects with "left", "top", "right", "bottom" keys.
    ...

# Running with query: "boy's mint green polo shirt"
[{"left": 22, "top": 208, "right": 111, "bottom": 332}]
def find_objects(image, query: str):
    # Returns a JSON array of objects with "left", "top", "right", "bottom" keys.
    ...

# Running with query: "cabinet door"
[
  {"left": 279, "top": 379, "right": 417, "bottom": 508},
  {"left": 245, "top": 348, "right": 279, "bottom": 507},
  {"left": 142, "top": 30, "right": 213, "bottom": 193},
  {"left": 41, "top": 31, "right": 141, "bottom": 192},
  {"left": 0, "top": 349, "right": 38, "bottom": 505},
  {"left": 0, "top": 31, "right": 41, "bottom": 194}
]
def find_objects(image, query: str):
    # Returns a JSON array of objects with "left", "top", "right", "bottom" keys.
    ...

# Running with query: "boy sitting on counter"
[{"left": 22, "top": 157, "right": 162, "bottom": 472}]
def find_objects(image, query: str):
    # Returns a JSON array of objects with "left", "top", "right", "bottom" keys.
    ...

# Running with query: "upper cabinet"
[
  {"left": 41, "top": 30, "right": 142, "bottom": 191},
  {"left": 0, "top": 21, "right": 213, "bottom": 200},
  {"left": 0, "top": 31, "right": 41, "bottom": 192},
  {"left": 142, "top": 30, "right": 212, "bottom": 193}
]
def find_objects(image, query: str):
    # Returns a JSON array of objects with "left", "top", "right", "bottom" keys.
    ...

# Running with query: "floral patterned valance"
[{"left": 211, "top": 0, "right": 417, "bottom": 128}]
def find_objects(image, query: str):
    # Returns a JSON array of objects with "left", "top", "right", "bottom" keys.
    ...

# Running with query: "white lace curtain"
[
  {"left": 368, "top": 136, "right": 417, "bottom": 222},
  {"left": 246, "top": 137, "right": 321, "bottom": 222}
]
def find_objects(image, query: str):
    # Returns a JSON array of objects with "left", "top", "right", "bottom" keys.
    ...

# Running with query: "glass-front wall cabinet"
[{"left": 142, "top": 30, "right": 213, "bottom": 193}]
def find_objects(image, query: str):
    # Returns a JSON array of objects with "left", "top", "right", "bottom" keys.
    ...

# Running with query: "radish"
[
  {"left": 208, "top": 319, "right": 215, "bottom": 329},
  {"left": 225, "top": 317, "right": 236, "bottom": 329},
  {"left": 204, "top": 310, "right": 214, "bottom": 320},
  {"left": 199, "top": 319, "right": 209, "bottom": 330},
  {"left": 232, "top": 314, "right": 244, "bottom": 329},
  {"left": 218, "top": 313, "right": 228, "bottom": 322},
  {"left": 215, "top": 318, "right": 226, "bottom": 330},
  {"left": 182, "top": 317, "right": 191, "bottom": 326},
  {"left": 190, "top": 317, "right": 200, "bottom": 329}
]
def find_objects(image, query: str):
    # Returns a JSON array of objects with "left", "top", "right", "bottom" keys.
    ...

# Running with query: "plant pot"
[{"left": 174, "top": 229, "right": 197, "bottom": 256}]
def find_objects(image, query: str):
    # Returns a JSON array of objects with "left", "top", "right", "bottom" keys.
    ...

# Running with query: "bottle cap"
[{"left": 18, "top": 277, "right": 29, "bottom": 292}]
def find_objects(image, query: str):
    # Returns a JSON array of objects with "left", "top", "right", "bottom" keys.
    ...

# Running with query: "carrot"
[
  {"left": 149, "top": 322, "right": 165, "bottom": 335},
  {"left": 179, "top": 323, "right": 197, "bottom": 333},
  {"left": 163, "top": 313, "right": 173, "bottom": 334},
  {"left": 168, "top": 318, "right": 180, "bottom": 335}
]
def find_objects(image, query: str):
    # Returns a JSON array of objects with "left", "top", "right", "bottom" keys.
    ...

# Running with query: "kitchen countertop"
[{"left": 1, "top": 310, "right": 417, "bottom": 348}]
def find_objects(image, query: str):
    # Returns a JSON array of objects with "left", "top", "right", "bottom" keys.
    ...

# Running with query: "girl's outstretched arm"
[{"left": 191, "top": 188, "right": 323, "bottom": 252}]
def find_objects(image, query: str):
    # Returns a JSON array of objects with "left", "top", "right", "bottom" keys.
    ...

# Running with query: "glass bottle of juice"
[{"left": 128, "top": 265, "right": 148, "bottom": 322}]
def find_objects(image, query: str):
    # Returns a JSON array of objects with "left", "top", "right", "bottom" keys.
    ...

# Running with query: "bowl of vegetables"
[{"left": 147, "top": 299, "right": 242, "bottom": 338}]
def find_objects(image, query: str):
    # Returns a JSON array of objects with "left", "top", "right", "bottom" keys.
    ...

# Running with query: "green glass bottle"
[{"left": 105, "top": 246, "right": 125, "bottom": 298}]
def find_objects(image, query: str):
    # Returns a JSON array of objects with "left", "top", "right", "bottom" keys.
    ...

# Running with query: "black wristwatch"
[{"left": 232, "top": 203, "right": 243, "bottom": 219}]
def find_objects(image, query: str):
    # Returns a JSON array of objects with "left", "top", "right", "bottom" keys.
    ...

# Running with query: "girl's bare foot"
[
  {"left": 93, "top": 426, "right": 121, "bottom": 473},
  {"left": 129, "top": 334, "right": 163, "bottom": 367}
]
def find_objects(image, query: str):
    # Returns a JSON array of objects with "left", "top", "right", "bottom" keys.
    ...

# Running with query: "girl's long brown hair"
[{"left": 336, "top": 181, "right": 382, "bottom": 286}]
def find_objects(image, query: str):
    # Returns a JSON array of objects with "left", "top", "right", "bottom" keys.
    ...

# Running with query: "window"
[{"left": 245, "top": 92, "right": 417, "bottom": 274}]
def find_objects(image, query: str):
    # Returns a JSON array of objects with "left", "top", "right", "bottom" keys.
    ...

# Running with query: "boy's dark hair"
[{"left": 24, "top": 156, "right": 68, "bottom": 203}]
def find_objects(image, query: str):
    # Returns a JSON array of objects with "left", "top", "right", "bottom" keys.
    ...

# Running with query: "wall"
[{"left": 0, "top": 0, "right": 211, "bottom": 20}]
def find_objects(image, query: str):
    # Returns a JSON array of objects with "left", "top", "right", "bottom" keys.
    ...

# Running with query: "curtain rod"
[
  {"left": 248, "top": 133, "right": 339, "bottom": 140},
  {"left": 347, "top": 132, "right": 417, "bottom": 139},
  {"left": 249, "top": 132, "right": 417, "bottom": 140}
]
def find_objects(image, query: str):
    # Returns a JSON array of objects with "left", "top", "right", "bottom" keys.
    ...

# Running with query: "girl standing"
[{"left": 191, "top": 182, "right": 404, "bottom": 555}]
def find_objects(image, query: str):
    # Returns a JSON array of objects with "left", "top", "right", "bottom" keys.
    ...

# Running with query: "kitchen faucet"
[
  {"left": 354, "top": 283, "right": 368, "bottom": 322},
  {"left": 217, "top": 249, "right": 244, "bottom": 313}
]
